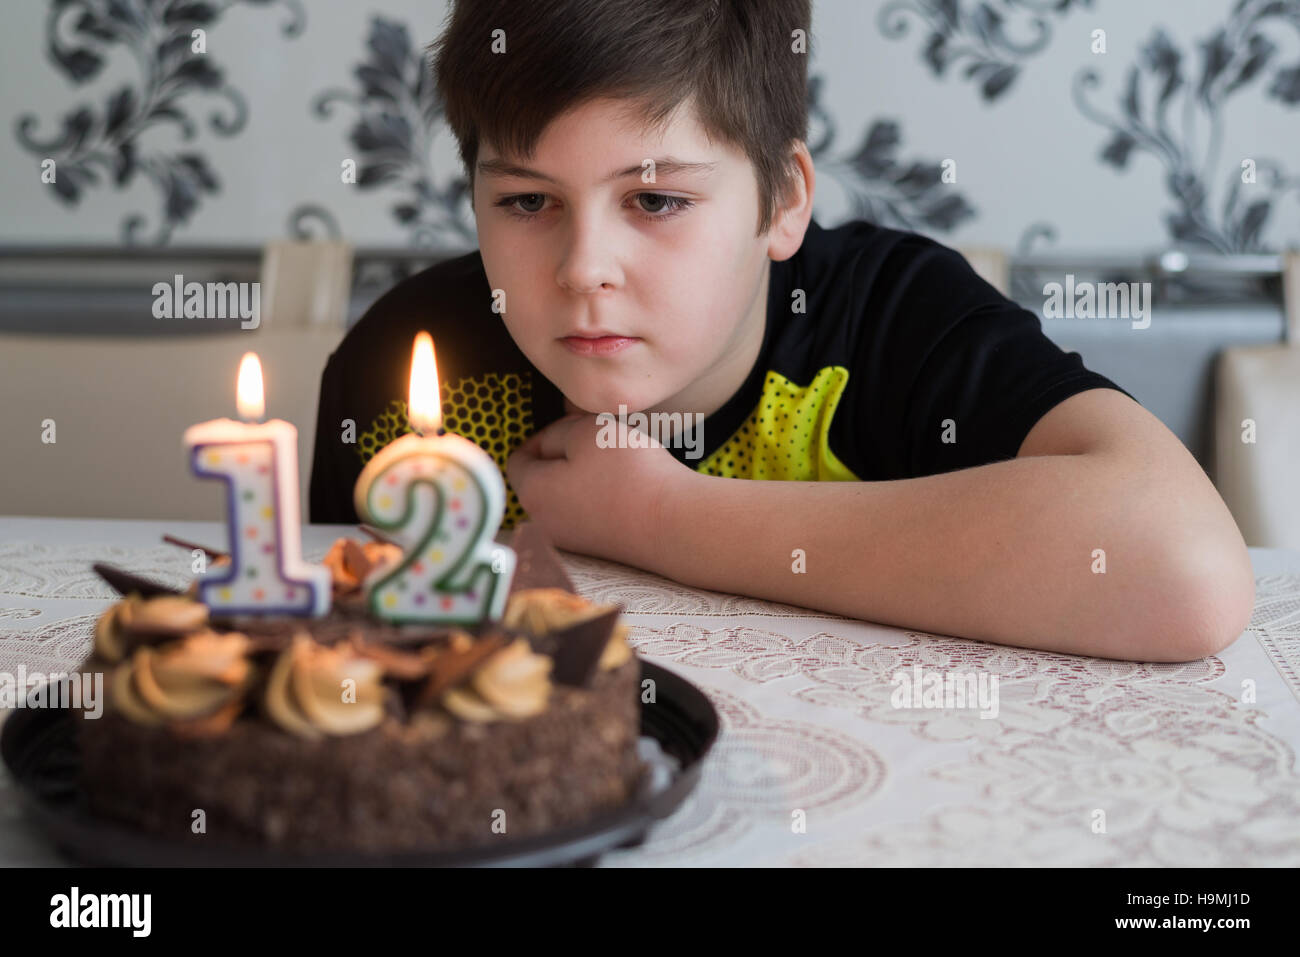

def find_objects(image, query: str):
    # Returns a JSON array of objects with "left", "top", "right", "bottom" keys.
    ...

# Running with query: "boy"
[{"left": 310, "top": 0, "right": 1255, "bottom": 663}]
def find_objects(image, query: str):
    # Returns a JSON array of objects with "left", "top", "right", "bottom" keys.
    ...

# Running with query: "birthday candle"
[
  {"left": 184, "top": 353, "right": 331, "bottom": 616},
  {"left": 352, "top": 332, "right": 516, "bottom": 624}
]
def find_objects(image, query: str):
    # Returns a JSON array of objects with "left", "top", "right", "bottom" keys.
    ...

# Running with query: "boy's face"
[{"left": 473, "top": 95, "right": 773, "bottom": 418}]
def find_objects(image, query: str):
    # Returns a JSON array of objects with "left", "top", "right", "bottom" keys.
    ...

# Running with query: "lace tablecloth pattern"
[{"left": 0, "top": 518, "right": 1297, "bottom": 866}]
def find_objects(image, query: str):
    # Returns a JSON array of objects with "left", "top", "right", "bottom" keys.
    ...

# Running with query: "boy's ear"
[{"left": 767, "top": 141, "right": 815, "bottom": 262}]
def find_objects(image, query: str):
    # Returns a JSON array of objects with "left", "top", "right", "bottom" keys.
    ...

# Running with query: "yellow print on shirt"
[{"left": 697, "top": 367, "right": 860, "bottom": 481}]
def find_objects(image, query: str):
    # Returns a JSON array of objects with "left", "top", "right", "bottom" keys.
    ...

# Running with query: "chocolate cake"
[{"left": 73, "top": 523, "right": 645, "bottom": 855}]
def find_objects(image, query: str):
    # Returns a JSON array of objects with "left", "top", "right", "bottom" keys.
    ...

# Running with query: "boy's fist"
[{"left": 506, "top": 413, "right": 688, "bottom": 569}]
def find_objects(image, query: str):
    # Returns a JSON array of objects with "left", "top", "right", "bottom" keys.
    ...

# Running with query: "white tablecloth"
[{"left": 2, "top": 516, "right": 1298, "bottom": 866}]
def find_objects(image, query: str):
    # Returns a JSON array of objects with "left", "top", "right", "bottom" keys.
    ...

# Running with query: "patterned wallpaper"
[{"left": 3, "top": 0, "right": 1298, "bottom": 255}]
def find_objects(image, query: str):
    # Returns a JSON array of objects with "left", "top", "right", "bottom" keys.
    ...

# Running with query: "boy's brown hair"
[{"left": 430, "top": 0, "right": 812, "bottom": 236}]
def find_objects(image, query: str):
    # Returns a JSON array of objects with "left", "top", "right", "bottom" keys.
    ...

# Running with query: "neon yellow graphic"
[{"left": 697, "top": 367, "right": 860, "bottom": 481}]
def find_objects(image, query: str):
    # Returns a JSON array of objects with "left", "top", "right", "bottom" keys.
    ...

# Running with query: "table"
[{"left": 2, "top": 516, "right": 1298, "bottom": 866}]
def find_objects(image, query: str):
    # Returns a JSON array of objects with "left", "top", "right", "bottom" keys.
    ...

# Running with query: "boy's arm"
[{"left": 644, "top": 388, "right": 1255, "bottom": 663}]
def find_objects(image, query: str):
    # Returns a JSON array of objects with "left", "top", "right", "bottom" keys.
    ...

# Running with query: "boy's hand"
[{"left": 506, "top": 413, "right": 688, "bottom": 568}]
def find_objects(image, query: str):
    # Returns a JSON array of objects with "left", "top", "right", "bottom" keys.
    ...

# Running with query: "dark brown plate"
[{"left": 1, "top": 661, "right": 716, "bottom": 867}]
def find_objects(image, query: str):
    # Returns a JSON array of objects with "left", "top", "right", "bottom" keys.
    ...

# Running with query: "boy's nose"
[{"left": 556, "top": 225, "right": 620, "bottom": 294}]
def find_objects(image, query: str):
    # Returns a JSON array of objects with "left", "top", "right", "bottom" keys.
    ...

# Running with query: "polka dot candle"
[
  {"left": 183, "top": 353, "right": 331, "bottom": 617},
  {"left": 354, "top": 431, "right": 516, "bottom": 624},
  {"left": 352, "top": 331, "right": 516, "bottom": 625}
]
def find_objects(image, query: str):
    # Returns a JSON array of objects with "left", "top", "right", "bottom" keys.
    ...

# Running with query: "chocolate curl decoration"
[
  {"left": 505, "top": 523, "right": 624, "bottom": 688},
  {"left": 161, "top": 534, "right": 228, "bottom": 560},
  {"left": 549, "top": 607, "right": 622, "bottom": 687},
  {"left": 92, "top": 563, "right": 182, "bottom": 599},
  {"left": 357, "top": 523, "right": 400, "bottom": 546},
  {"left": 507, "top": 522, "right": 577, "bottom": 594}
]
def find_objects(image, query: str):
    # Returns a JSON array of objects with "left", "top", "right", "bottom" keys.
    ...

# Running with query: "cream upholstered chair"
[
  {"left": 957, "top": 246, "right": 1011, "bottom": 297},
  {"left": 258, "top": 240, "right": 353, "bottom": 328},
  {"left": 1212, "top": 250, "right": 1300, "bottom": 548},
  {"left": 0, "top": 242, "right": 352, "bottom": 521}
]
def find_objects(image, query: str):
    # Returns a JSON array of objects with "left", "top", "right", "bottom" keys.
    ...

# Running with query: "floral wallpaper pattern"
[
  {"left": 7, "top": 0, "right": 1300, "bottom": 253},
  {"left": 15, "top": 0, "right": 305, "bottom": 244},
  {"left": 1073, "top": 5, "right": 1300, "bottom": 253},
  {"left": 302, "top": 16, "right": 474, "bottom": 248},
  {"left": 879, "top": 0, "right": 1096, "bottom": 101}
]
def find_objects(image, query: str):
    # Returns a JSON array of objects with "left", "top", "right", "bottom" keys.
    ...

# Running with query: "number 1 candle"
[
  {"left": 184, "top": 353, "right": 332, "bottom": 616},
  {"left": 353, "top": 332, "right": 516, "bottom": 624}
]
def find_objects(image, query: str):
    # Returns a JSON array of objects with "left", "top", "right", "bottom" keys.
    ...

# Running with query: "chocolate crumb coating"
[{"left": 77, "top": 656, "right": 643, "bottom": 854}]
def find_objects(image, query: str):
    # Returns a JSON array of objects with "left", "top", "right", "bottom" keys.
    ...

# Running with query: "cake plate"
[{"left": 1, "top": 661, "right": 716, "bottom": 867}]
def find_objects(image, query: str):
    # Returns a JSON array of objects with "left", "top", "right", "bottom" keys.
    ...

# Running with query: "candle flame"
[
  {"left": 236, "top": 352, "right": 265, "bottom": 421},
  {"left": 408, "top": 332, "right": 442, "bottom": 434}
]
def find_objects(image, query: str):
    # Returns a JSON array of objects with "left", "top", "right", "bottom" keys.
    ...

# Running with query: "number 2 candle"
[
  {"left": 184, "top": 353, "right": 332, "bottom": 616},
  {"left": 352, "top": 332, "right": 517, "bottom": 624}
]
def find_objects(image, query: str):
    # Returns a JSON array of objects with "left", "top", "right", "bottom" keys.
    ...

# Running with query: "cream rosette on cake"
[
  {"left": 503, "top": 588, "right": 633, "bottom": 671},
  {"left": 263, "top": 634, "right": 388, "bottom": 738},
  {"left": 94, "top": 594, "right": 210, "bottom": 664},
  {"left": 109, "top": 630, "right": 257, "bottom": 736},
  {"left": 439, "top": 636, "right": 554, "bottom": 722}
]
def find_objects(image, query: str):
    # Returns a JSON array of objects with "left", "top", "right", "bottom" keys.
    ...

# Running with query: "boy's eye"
[
  {"left": 635, "top": 193, "right": 675, "bottom": 214},
  {"left": 512, "top": 193, "right": 547, "bottom": 214},
  {"left": 494, "top": 192, "right": 695, "bottom": 221}
]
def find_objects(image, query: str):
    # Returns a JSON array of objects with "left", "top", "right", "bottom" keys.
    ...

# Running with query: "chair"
[
  {"left": 1212, "top": 250, "right": 1300, "bottom": 547},
  {"left": 957, "top": 246, "right": 1011, "bottom": 298},
  {"left": 0, "top": 242, "right": 353, "bottom": 521},
  {"left": 258, "top": 240, "right": 354, "bottom": 328}
]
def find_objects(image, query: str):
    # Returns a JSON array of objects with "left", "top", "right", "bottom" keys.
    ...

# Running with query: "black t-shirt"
[{"left": 309, "top": 217, "right": 1134, "bottom": 527}]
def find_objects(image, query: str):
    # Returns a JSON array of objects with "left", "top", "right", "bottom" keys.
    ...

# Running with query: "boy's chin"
[{"left": 558, "top": 385, "right": 659, "bottom": 417}]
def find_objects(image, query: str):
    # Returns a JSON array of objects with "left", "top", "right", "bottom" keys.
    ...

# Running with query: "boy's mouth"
[{"left": 559, "top": 335, "right": 641, "bottom": 357}]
